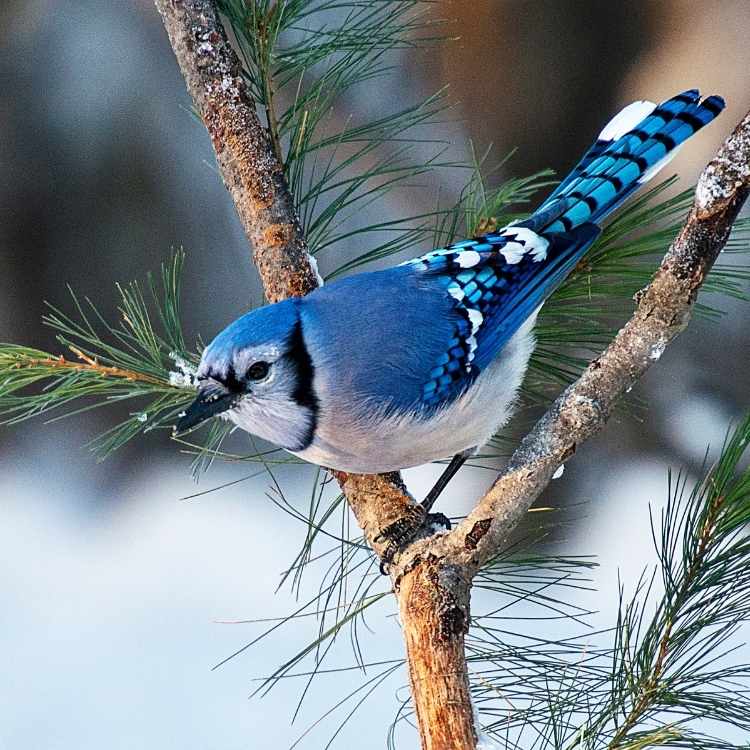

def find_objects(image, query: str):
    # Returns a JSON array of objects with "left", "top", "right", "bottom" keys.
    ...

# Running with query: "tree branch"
[
  {"left": 153, "top": 0, "right": 318, "bottom": 302},
  {"left": 154, "top": 1, "right": 422, "bottom": 534},
  {"left": 404, "top": 110, "right": 750, "bottom": 578},
  {"left": 155, "top": 4, "right": 750, "bottom": 748}
]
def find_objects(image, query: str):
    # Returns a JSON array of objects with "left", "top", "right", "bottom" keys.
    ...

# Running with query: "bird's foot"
[{"left": 375, "top": 508, "right": 452, "bottom": 574}]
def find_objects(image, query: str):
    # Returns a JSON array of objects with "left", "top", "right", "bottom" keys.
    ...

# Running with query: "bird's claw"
[{"left": 375, "top": 509, "right": 452, "bottom": 575}]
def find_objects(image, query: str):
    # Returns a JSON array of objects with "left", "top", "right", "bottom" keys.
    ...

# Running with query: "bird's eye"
[{"left": 246, "top": 361, "right": 270, "bottom": 381}]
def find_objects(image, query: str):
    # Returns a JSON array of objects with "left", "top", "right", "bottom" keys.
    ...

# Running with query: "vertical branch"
[
  {"left": 154, "top": 0, "right": 318, "bottom": 302},
  {"left": 399, "top": 560, "right": 476, "bottom": 750},
  {"left": 153, "top": 4, "right": 438, "bottom": 740}
]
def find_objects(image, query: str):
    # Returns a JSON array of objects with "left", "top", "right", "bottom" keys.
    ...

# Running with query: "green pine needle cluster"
[
  {"left": 471, "top": 415, "right": 750, "bottom": 750},
  {"left": 0, "top": 251, "right": 198, "bottom": 458},
  {"left": 219, "top": 0, "right": 457, "bottom": 265}
]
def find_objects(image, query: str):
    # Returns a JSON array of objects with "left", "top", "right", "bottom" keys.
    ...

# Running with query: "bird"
[{"left": 176, "top": 89, "right": 724, "bottom": 529}]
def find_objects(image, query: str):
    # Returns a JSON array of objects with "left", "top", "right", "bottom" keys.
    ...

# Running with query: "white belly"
[{"left": 294, "top": 319, "right": 536, "bottom": 473}]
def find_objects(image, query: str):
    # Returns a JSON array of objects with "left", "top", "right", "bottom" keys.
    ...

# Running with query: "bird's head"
[{"left": 175, "top": 299, "right": 317, "bottom": 451}]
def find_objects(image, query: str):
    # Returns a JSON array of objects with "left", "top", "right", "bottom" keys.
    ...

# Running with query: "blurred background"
[{"left": 2, "top": 1, "right": 750, "bottom": 748}]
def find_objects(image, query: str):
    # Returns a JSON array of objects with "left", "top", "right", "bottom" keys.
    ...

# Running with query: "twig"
[
  {"left": 607, "top": 491, "right": 727, "bottom": 749},
  {"left": 6, "top": 349, "right": 165, "bottom": 386}
]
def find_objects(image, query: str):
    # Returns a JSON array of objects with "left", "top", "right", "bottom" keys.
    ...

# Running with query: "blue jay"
[{"left": 177, "top": 90, "right": 724, "bottom": 517}]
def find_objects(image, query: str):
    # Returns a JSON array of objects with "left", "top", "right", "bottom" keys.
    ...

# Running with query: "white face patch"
[
  {"left": 222, "top": 353, "right": 314, "bottom": 452},
  {"left": 231, "top": 344, "right": 282, "bottom": 378},
  {"left": 598, "top": 100, "right": 656, "bottom": 141}
]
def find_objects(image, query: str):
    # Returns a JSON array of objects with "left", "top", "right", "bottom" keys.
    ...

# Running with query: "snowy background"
[{"left": 2, "top": 1, "right": 750, "bottom": 748}]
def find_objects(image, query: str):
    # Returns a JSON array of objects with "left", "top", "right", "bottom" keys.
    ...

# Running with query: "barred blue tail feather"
[{"left": 531, "top": 89, "right": 725, "bottom": 235}]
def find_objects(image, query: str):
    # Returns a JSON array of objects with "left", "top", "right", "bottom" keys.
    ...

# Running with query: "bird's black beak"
[{"left": 174, "top": 384, "right": 238, "bottom": 436}]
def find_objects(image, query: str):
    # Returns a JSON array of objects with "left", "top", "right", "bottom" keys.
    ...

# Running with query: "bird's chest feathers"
[{"left": 296, "top": 321, "right": 536, "bottom": 473}]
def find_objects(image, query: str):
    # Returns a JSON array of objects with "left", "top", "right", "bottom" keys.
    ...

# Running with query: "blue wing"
[
  {"left": 406, "top": 222, "right": 599, "bottom": 405},
  {"left": 408, "top": 89, "right": 724, "bottom": 406}
]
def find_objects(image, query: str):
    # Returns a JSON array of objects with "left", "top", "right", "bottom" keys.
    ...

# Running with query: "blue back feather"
[{"left": 301, "top": 266, "right": 460, "bottom": 413}]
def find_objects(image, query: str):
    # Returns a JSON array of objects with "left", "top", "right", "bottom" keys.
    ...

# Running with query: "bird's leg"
[
  {"left": 375, "top": 450, "right": 474, "bottom": 573},
  {"left": 421, "top": 449, "right": 474, "bottom": 515}
]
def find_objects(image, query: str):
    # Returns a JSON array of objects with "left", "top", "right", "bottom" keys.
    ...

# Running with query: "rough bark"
[
  {"left": 153, "top": 0, "right": 318, "bottom": 301},
  {"left": 154, "top": 4, "right": 750, "bottom": 747},
  {"left": 399, "top": 560, "right": 476, "bottom": 750},
  {"left": 332, "top": 471, "right": 423, "bottom": 557}
]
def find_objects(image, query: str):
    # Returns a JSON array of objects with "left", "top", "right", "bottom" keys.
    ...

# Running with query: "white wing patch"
[
  {"left": 465, "top": 335, "right": 477, "bottom": 364},
  {"left": 405, "top": 227, "right": 548, "bottom": 268},
  {"left": 463, "top": 309, "right": 484, "bottom": 368},
  {"left": 598, "top": 100, "right": 656, "bottom": 141},
  {"left": 466, "top": 308, "right": 484, "bottom": 332},
  {"left": 501, "top": 227, "right": 549, "bottom": 263},
  {"left": 456, "top": 250, "right": 481, "bottom": 268},
  {"left": 448, "top": 286, "right": 465, "bottom": 301},
  {"left": 500, "top": 241, "right": 525, "bottom": 264}
]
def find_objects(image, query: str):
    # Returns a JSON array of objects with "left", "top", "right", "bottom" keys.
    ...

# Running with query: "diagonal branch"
[
  {"left": 384, "top": 109, "right": 750, "bottom": 749},
  {"left": 399, "top": 110, "right": 750, "bottom": 579}
]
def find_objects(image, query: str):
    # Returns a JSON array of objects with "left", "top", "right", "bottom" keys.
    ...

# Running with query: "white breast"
[{"left": 294, "top": 317, "right": 537, "bottom": 473}]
